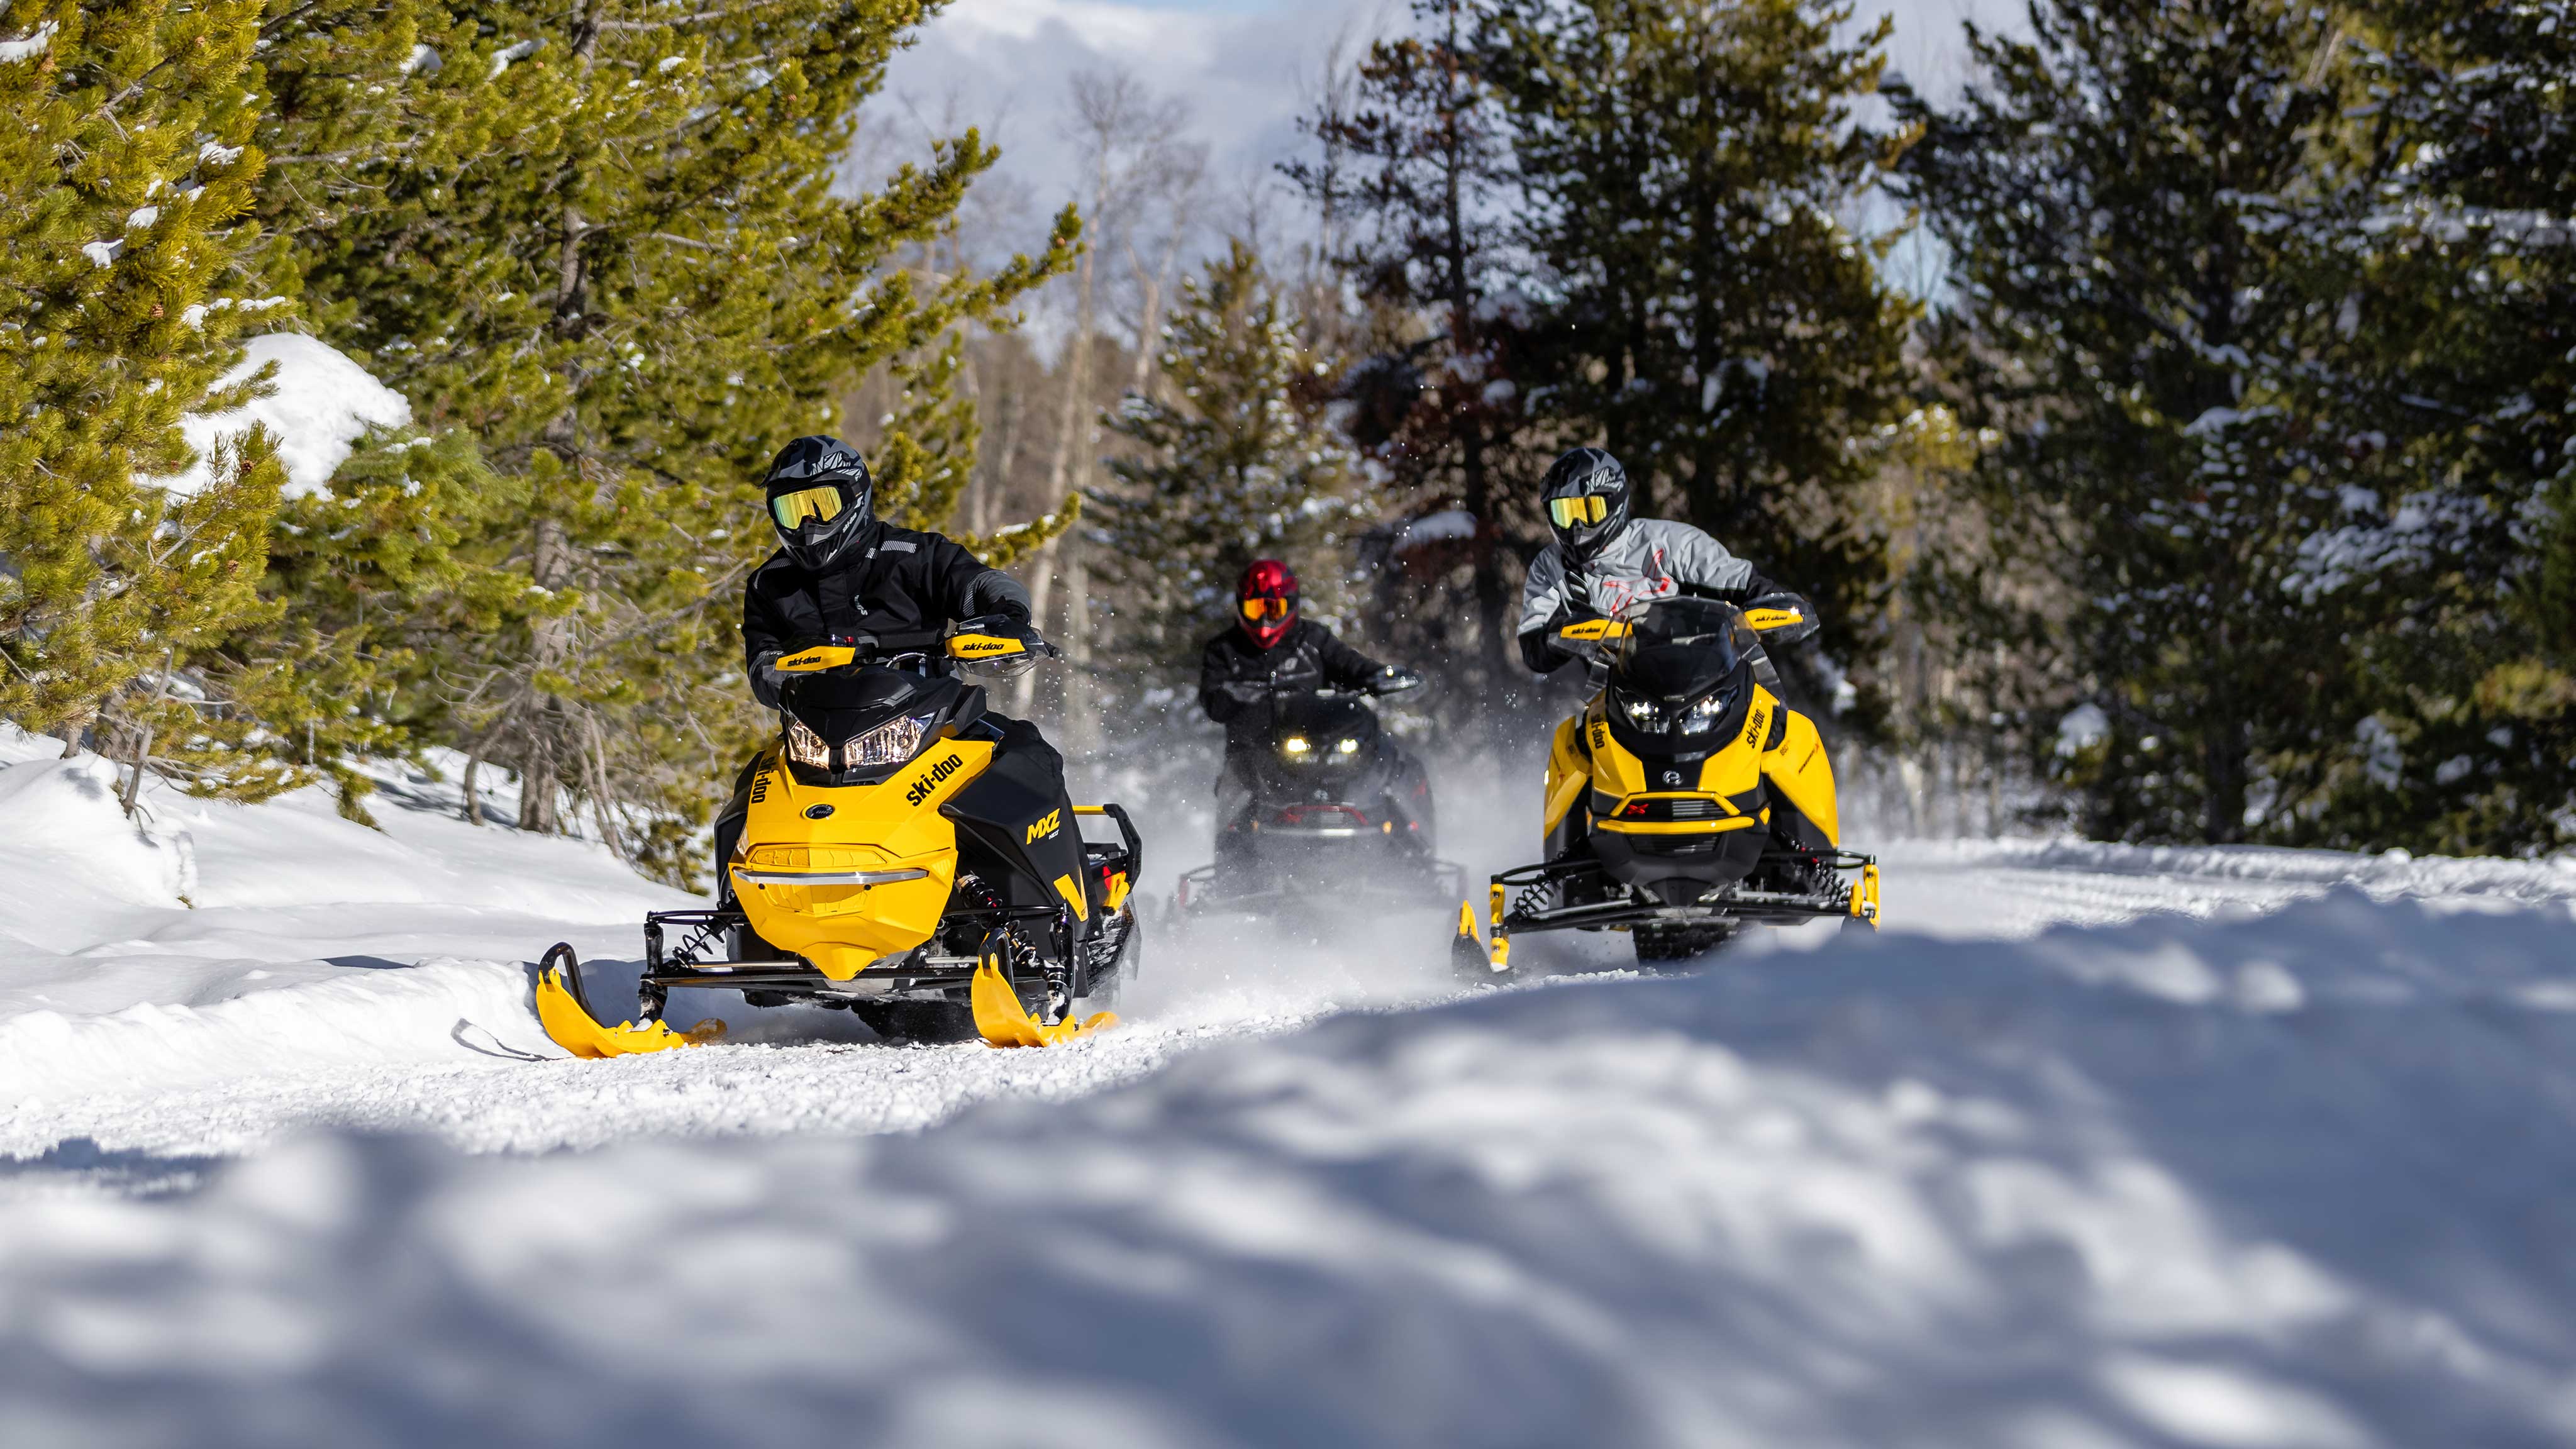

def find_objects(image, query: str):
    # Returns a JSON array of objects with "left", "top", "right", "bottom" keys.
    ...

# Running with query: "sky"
[{"left": 869, "top": 0, "right": 2025, "bottom": 292}]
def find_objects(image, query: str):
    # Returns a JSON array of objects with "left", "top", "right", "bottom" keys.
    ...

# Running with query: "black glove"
[
  {"left": 1216, "top": 679, "right": 1270, "bottom": 703},
  {"left": 1371, "top": 665, "right": 1424, "bottom": 696}
]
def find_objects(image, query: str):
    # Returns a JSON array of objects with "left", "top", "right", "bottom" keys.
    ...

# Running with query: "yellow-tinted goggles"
[
  {"left": 770, "top": 484, "right": 847, "bottom": 530},
  {"left": 1549, "top": 494, "right": 1609, "bottom": 529},
  {"left": 1240, "top": 597, "right": 1292, "bottom": 622}
]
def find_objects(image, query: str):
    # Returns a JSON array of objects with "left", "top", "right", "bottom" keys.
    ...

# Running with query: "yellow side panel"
[
  {"left": 1585, "top": 715, "right": 1655, "bottom": 799},
  {"left": 1762, "top": 707, "right": 1840, "bottom": 846},
  {"left": 731, "top": 738, "right": 997, "bottom": 980},
  {"left": 1543, "top": 714, "right": 1592, "bottom": 833}
]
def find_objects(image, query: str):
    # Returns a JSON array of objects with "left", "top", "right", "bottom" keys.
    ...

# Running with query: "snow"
[
  {"left": 155, "top": 333, "right": 413, "bottom": 498},
  {"left": 0, "top": 20, "right": 55, "bottom": 64},
  {"left": 2, "top": 727, "right": 2573, "bottom": 1444},
  {"left": 1391, "top": 509, "right": 1475, "bottom": 552}
]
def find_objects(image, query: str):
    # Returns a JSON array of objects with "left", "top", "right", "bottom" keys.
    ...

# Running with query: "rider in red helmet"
[
  {"left": 1199, "top": 560, "right": 1406, "bottom": 720},
  {"left": 1199, "top": 559, "right": 1419, "bottom": 869}
]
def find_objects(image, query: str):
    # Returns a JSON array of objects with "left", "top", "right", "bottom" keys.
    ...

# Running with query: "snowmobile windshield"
[
  {"left": 1606, "top": 599, "right": 1755, "bottom": 746},
  {"left": 779, "top": 668, "right": 975, "bottom": 784},
  {"left": 1262, "top": 693, "right": 1380, "bottom": 772}
]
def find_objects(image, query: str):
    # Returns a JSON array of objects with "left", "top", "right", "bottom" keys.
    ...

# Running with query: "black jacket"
[
  {"left": 742, "top": 523, "right": 1030, "bottom": 707},
  {"left": 1199, "top": 619, "right": 1386, "bottom": 741}
]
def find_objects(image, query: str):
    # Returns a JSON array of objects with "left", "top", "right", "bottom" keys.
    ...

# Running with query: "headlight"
[
  {"left": 843, "top": 713, "right": 928, "bottom": 769},
  {"left": 1680, "top": 692, "right": 1730, "bottom": 735},
  {"left": 1335, "top": 737, "right": 1360, "bottom": 755},
  {"left": 1282, "top": 736, "right": 1312, "bottom": 757},
  {"left": 784, "top": 718, "right": 831, "bottom": 767},
  {"left": 1616, "top": 691, "right": 1665, "bottom": 731}
]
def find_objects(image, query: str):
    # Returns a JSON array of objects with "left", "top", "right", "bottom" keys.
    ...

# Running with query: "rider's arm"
[
  {"left": 923, "top": 535, "right": 1034, "bottom": 624},
  {"left": 1309, "top": 623, "right": 1389, "bottom": 692},
  {"left": 1649, "top": 519, "right": 1779, "bottom": 601},
  {"left": 1515, "top": 547, "right": 1577, "bottom": 675},
  {"left": 1199, "top": 638, "right": 1253, "bottom": 724},
  {"left": 743, "top": 576, "right": 794, "bottom": 709}
]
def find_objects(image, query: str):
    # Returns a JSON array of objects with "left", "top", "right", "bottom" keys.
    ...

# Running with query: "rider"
[
  {"left": 721, "top": 435, "right": 1051, "bottom": 887},
  {"left": 1516, "top": 447, "right": 1816, "bottom": 865},
  {"left": 1199, "top": 558, "right": 1419, "bottom": 865},
  {"left": 1516, "top": 446, "right": 1781, "bottom": 675}
]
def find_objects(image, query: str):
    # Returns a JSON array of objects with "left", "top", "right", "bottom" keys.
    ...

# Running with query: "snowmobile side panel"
[
  {"left": 942, "top": 741, "right": 1092, "bottom": 926},
  {"left": 1759, "top": 707, "right": 1840, "bottom": 847},
  {"left": 729, "top": 739, "right": 991, "bottom": 979},
  {"left": 1543, "top": 715, "right": 1592, "bottom": 835}
]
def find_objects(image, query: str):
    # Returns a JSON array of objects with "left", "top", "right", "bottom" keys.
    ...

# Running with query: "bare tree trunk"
[
  {"left": 119, "top": 720, "right": 152, "bottom": 816},
  {"left": 462, "top": 749, "right": 484, "bottom": 826}
]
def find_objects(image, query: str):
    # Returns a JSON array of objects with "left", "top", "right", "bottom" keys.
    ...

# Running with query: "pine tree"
[
  {"left": 0, "top": 0, "right": 292, "bottom": 809},
  {"left": 1892, "top": 0, "right": 2358, "bottom": 845},
  {"left": 1477, "top": 0, "right": 1916, "bottom": 685},
  {"left": 1092, "top": 242, "right": 1370, "bottom": 709},
  {"left": 252, "top": 0, "right": 1074, "bottom": 871},
  {"left": 1291, "top": 0, "right": 1535, "bottom": 730},
  {"left": 2285, "top": 0, "right": 2576, "bottom": 853}
]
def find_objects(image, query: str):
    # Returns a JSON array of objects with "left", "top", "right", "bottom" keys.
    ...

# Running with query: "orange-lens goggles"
[
  {"left": 1549, "top": 494, "right": 1609, "bottom": 529},
  {"left": 1240, "top": 597, "right": 1292, "bottom": 622},
  {"left": 770, "top": 484, "right": 845, "bottom": 530}
]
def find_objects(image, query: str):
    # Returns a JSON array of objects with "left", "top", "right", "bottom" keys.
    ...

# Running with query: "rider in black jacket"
[
  {"left": 718, "top": 436, "right": 1052, "bottom": 889},
  {"left": 1198, "top": 560, "right": 1418, "bottom": 867}
]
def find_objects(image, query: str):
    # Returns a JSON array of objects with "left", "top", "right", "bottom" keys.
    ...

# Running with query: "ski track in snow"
[{"left": 4, "top": 731, "right": 2575, "bottom": 1445}]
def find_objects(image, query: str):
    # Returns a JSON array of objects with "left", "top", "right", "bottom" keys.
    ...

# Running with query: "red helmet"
[{"left": 1236, "top": 559, "right": 1299, "bottom": 650}]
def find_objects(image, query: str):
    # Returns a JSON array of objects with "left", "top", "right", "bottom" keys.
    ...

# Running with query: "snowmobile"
[
  {"left": 1452, "top": 594, "right": 1880, "bottom": 977},
  {"left": 535, "top": 621, "right": 1143, "bottom": 1056},
  {"left": 1175, "top": 679, "right": 1465, "bottom": 919}
]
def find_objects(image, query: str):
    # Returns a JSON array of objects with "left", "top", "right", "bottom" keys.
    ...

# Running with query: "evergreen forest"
[{"left": 6, "top": 0, "right": 2571, "bottom": 880}]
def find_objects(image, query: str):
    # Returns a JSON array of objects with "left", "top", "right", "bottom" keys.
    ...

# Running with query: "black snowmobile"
[{"left": 1177, "top": 680, "right": 1465, "bottom": 918}]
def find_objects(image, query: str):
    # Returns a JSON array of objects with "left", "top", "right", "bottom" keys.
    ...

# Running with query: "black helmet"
[
  {"left": 1541, "top": 447, "right": 1631, "bottom": 560},
  {"left": 763, "top": 435, "right": 875, "bottom": 572}
]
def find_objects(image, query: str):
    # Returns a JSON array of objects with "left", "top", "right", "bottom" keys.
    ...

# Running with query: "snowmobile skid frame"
[{"left": 1455, "top": 848, "right": 1881, "bottom": 977}]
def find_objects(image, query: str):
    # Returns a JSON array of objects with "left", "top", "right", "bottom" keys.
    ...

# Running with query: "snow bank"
[
  {"left": 1916, "top": 835, "right": 2576, "bottom": 903},
  {"left": 159, "top": 333, "right": 411, "bottom": 498},
  {"left": 2, "top": 889, "right": 2570, "bottom": 1446}
]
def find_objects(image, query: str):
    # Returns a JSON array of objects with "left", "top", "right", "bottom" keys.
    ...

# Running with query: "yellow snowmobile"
[
  {"left": 535, "top": 621, "right": 1141, "bottom": 1056},
  {"left": 1453, "top": 594, "right": 1880, "bottom": 977}
]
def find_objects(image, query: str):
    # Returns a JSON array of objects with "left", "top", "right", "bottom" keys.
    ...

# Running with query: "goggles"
[
  {"left": 1549, "top": 494, "right": 1610, "bottom": 530},
  {"left": 770, "top": 483, "right": 848, "bottom": 530},
  {"left": 1240, "top": 596, "right": 1294, "bottom": 623}
]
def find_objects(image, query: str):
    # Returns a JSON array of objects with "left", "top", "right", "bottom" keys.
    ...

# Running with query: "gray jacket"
[{"left": 1516, "top": 518, "right": 1773, "bottom": 674}]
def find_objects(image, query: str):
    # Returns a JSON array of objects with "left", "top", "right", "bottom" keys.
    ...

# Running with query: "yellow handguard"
[
  {"left": 532, "top": 949, "right": 723, "bottom": 1060},
  {"left": 775, "top": 644, "right": 857, "bottom": 674},
  {"left": 1556, "top": 618, "right": 1631, "bottom": 644},
  {"left": 969, "top": 933, "right": 1115, "bottom": 1048}
]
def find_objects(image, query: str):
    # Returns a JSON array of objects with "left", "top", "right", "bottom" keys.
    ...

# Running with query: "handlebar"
[{"left": 774, "top": 621, "right": 1061, "bottom": 677}]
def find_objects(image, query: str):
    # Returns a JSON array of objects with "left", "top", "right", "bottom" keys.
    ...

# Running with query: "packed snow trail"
[
  {"left": 4, "top": 891, "right": 2575, "bottom": 1446},
  {"left": 3, "top": 723, "right": 2572, "bottom": 1165},
  {"left": 6, "top": 731, "right": 2576, "bottom": 1444}
]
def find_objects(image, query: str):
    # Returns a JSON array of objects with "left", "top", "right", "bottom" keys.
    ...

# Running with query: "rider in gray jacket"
[{"left": 1516, "top": 447, "right": 1779, "bottom": 674}]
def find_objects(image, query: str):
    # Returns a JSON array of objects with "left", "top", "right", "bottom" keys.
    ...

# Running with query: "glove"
[
  {"left": 953, "top": 613, "right": 1028, "bottom": 638},
  {"left": 1371, "top": 666, "right": 1424, "bottom": 696},
  {"left": 750, "top": 650, "right": 791, "bottom": 705},
  {"left": 1217, "top": 679, "right": 1270, "bottom": 703}
]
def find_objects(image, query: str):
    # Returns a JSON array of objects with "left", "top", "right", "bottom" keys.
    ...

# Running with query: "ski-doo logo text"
[
  {"left": 904, "top": 754, "right": 963, "bottom": 805},
  {"left": 1026, "top": 809, "right": 1062, "bottom": 843}
]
